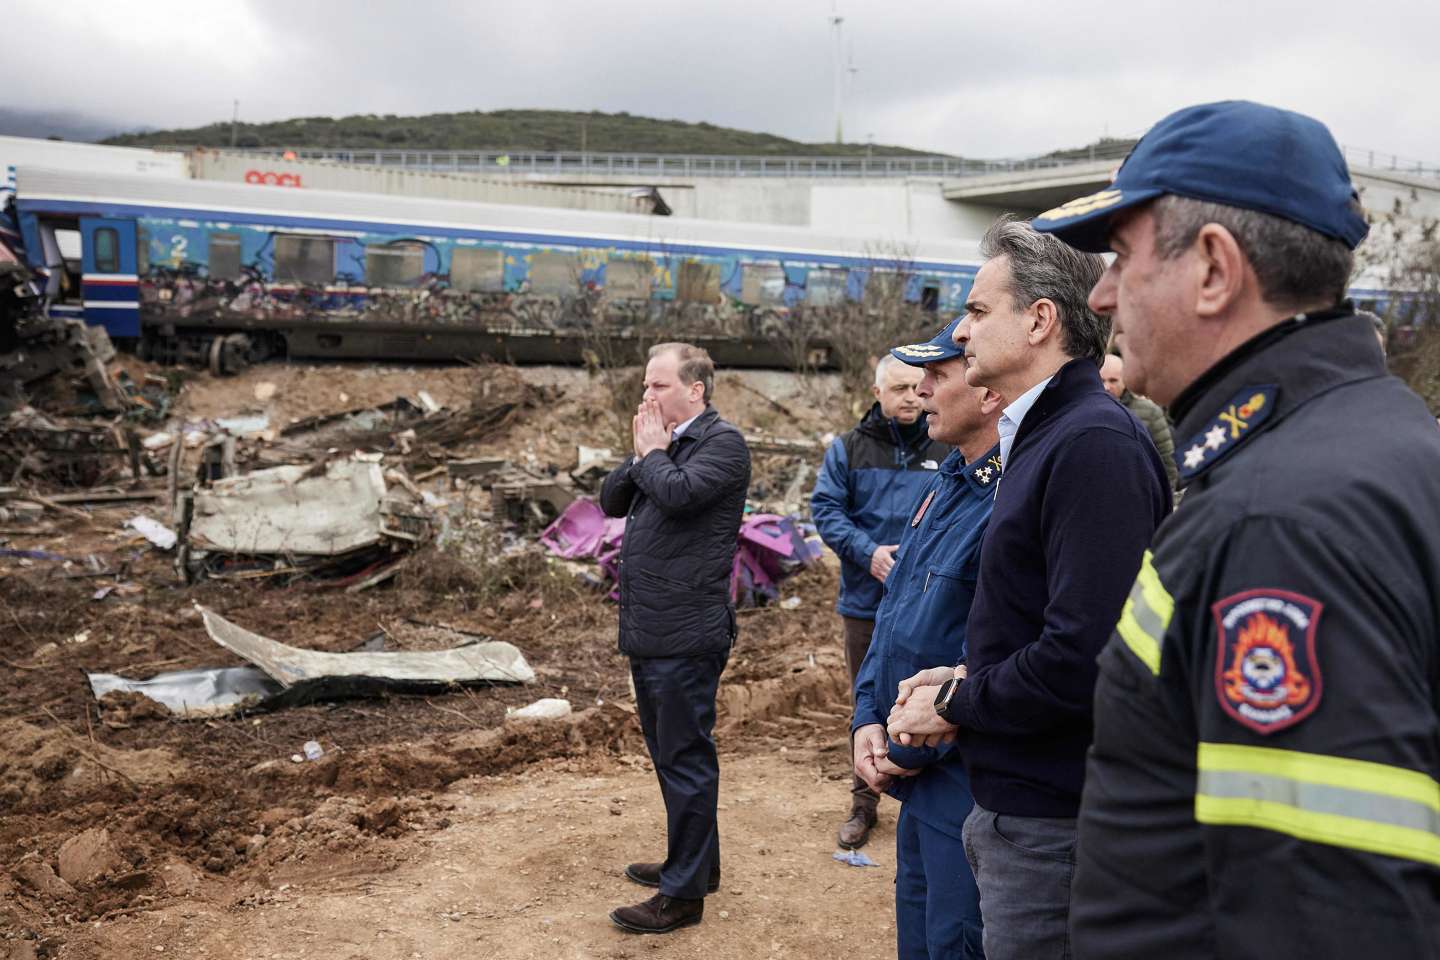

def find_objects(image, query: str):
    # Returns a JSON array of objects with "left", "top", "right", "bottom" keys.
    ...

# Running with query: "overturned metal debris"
[
  {"left": 199, "top": 605, "right": 535, "bottom": 693},
  {"left": 177, "top": 457, "right": 434, "bottom": 584},
  {"left": 86, "top": 610, "right": 535, "bottom": 719},
  {"left": 88, "top": 666, "right": 282, "bottom": 719},
  {"left": 0, "top": 406, "right": 151, "bottom": 487}
]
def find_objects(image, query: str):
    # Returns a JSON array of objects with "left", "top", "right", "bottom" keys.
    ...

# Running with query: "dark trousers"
[
  {"left": 897, "top": 805, "right": 985, "bottom": 960},
  {"left": 843, "top": 615, "right": 881, "bottom": 814},
  {"left": 962, "top": 803, "right": 1076, "bottom": 960},
  {"left": 630, "top": 651, "right": 728, "bottom": 900}
]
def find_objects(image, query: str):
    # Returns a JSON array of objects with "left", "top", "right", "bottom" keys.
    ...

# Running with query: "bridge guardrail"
[{"left": 160, "top": 143, "right": 1437, "bottom": 180}]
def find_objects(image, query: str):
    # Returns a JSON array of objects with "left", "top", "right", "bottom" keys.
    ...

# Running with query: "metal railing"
[
  {"left": 163, "top": 142, "right": 1438, "bottom": 180},
  {"left": 170, "top": 144, "right": 1135, "bottom": 179},
  {"left": 1342, "top": 146, "right": 1440, "bottom": 178}
]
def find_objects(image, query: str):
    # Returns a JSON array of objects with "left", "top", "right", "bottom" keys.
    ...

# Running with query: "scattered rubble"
[
  {"left": 177, "top": 457, "right": 434, "bottom": 586},
  {"left": 0, "top": 354, "right": 854, "bottom": 956}
]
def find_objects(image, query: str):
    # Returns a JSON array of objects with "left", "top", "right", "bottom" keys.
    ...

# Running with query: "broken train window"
[
  {"left": 450, "top": 246, "right": 506, "bottom": 293},
  {"left": 677, "top": 261, "right": 720, "bottom": 303},
  {"left": 365, "top": 241, "right": 427, "bottom": 288},
  {"left": 208, "top": 233, "right": 242, "bottom": 279},
  {"left": 528, "top": 251, "right": 582, "bottom": 296},
  {"left": 604, "top": 258, "right": 653, "bottom": 300},
  {"left": 806, "top": 268, "right": 848, "bottom": 307},
  {"left": 274, "top": 234, "right": 337, "bottom": 285},
  {"left": 740, "top": 263, "right": 786, "bottom": 307}
]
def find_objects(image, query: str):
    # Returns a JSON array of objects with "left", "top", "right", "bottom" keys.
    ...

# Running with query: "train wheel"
[
  {"left": 221, "top": 334, "right": 252, "bottom": 376},
  {"left": 207, "top": 333, "right": 253, "bottom": 376}
]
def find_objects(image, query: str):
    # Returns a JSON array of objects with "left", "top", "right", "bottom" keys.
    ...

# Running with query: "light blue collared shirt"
[
  {"left": 997, "top": 376, "right": 1053, "bottom": 469},
  {"left": 670, "top": 411, "right": 701, "bottom": 440}
]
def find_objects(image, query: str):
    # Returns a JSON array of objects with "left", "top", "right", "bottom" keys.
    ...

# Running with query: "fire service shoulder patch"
[{"left": 1212, "top": 589, "right": 1324, "bottom": 735}]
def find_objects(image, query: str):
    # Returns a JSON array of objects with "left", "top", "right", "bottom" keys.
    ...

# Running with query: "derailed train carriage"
[{"left": 8, "top": 167, "right": 984, "bottom": 374}]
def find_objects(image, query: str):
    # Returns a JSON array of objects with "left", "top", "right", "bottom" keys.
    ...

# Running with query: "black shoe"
[
  {"left": 624, "top": 861, "right": 721, "bottom": 894},
  {"left": 837, "top": 807, "right": 877, "bottom": 850},
  {"left": 610, "top": 892, "right": 704, "bottom": 934}
]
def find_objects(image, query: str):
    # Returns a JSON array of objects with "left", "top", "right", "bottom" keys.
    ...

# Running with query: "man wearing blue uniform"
[
  {"left": 813, "top": 354, "right": 950, "bottom": 848},
  {"left": 851, "top": 318, "right": 1002, "bottom": 960}
]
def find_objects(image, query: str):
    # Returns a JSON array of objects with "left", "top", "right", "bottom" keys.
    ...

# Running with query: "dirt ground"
[{"left": 0, "top": 359, "right": 901, "bottom": 960}]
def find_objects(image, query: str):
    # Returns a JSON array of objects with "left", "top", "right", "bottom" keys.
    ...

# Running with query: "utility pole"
[
  {"left": 230, "top": 100, "right": 239, "bottom": 148},
  {"left": 830, "top": 2, "right": 844, "bottom": 144},
  {"left": 846, "top": 41, "right": 859, "bottom": 147}
]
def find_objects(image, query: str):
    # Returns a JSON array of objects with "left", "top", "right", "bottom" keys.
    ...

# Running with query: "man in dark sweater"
[{"left": 887, "top": 218, "right": 1170, "bottom": 959}]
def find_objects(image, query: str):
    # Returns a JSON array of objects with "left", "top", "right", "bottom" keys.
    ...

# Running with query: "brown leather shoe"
[
  {"left": 624, "top": 861, "right": 721, "bottom": 893},
  {"left": 836, "top": 807, "right": 877, "bottom": 850},
  {"left": 609, "top": 892, "right": 704, "bottom": 934}
]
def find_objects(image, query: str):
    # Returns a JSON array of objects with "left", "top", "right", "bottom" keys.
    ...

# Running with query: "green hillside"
[{"left": 103, "top": 109, "right": 943, "bottom": 157}]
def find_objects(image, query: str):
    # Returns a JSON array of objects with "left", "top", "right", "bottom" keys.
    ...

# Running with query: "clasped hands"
[
  {"left": 632, "top": 398, "right": 674, "bottom": 459},
  {"left": 854, "top": 664, "right": 967, "bottom": 791}
]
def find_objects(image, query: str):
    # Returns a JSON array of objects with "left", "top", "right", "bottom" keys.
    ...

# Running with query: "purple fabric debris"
[
  {"left": 731, "top": 514, "right": 824, "bottom": 608},
  {"left": 540, "top": 500, "right": 822, "bottom": 607},
  {"left": 0, "top": 548, "right": 69, "bottom": 562}
]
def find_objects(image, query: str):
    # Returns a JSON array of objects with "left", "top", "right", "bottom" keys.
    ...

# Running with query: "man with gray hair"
[
  {"left": 886, "top": 217, "right": 1170, "bottom": 958},
  {"left": 812, "top": 351, "right": 950, "bottom": 849},
  {"left": 1032, "top": 100, "right": 1440, "bottom": 957}
]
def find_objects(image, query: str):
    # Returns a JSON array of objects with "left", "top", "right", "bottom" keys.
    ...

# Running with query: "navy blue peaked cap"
[
  {"left": 891, "top": 316, "right": 964, "bottom": 366},
  {"left": 1032, "top": 100, "right": 1369, "bottom": 253}
]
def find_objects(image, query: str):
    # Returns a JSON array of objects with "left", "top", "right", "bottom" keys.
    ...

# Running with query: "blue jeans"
[
  {"left": 961, "top": 802, "right": 1077, "bottom": 960},
  {"left": 896, "top": 804, "right": 984, "bottom": 959}
]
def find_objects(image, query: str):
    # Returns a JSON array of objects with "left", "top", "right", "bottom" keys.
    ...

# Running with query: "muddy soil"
[{"left": 0, "top": 360, "right": 877, "bottom": 960}]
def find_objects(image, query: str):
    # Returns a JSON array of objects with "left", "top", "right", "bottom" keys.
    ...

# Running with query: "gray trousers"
[
  {"left": 842, "top": 615, "right": 880, "bottom": 814},
  {"left": 962, "top": 801, "right": 1077, "bottom": 960}
]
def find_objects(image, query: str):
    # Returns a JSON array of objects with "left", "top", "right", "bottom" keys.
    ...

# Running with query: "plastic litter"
[
  {"left": 302, "top": 740, "right": 324, "bottom": 761},
  {"left": 832, "top": 849, "right": 878, "bottom": 868},
  {"left": 125, "top": 515, "right": 177, "bottom": 550},
  {"left": 507, "top": 698, "right": 572, "bottom": 720}
]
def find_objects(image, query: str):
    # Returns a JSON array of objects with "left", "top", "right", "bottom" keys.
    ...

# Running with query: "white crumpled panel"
[{"left": 188, "top": 460, "right": 386, "bottom": 556}]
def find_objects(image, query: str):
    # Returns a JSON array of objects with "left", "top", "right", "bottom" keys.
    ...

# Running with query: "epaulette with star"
[
  {"left": 972, "top": 452, "right": 1003, "bottom": 486},
  {"left": 1176, "top": 385, "right": 1278, "bottom": 482}
]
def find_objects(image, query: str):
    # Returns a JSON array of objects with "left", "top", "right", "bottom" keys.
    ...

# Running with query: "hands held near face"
[
  {"left": 869, "top": 544, "right": 899, "bottom": 583},
  {"left": 632, "top": 399, "right": 675, "bottom": 459},
  {"left": 886, "top": 664, "right": 966, "bottom": 748}
]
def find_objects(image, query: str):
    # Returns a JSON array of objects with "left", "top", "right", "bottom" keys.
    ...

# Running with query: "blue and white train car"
[{"left": 11, "top": 167, "right": 984, "bottom": 372}]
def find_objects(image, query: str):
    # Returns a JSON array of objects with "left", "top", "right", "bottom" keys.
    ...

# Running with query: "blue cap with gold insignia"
[
  {"left": 1032, "top": 100, "right": 1370, "bottom": 254},
  {"left": 891, "top": 316, "right": 964, "bottom": 366}
]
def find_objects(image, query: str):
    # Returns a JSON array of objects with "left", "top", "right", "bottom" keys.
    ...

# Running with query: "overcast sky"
[{"left": 7, "top": 0, "right": 1439, "bottom": 162}]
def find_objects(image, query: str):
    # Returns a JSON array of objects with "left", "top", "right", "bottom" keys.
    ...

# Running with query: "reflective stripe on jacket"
[{"left": 1074, "top": 310, "right": 1440, "bottom": 958}]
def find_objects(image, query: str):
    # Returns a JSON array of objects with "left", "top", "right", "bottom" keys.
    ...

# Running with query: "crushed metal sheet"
[
  {"left": 187, "top": 459, "right": 389, "bottom": 556},
  {"left": 197, "top": 605, "right": 536, "bottom": 692},
  {"left": 88, "top": 666, "right": 284, "bottom": 719}
]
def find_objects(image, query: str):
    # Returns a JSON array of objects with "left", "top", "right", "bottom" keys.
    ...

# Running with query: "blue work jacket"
[
  {"left": 811, "top": 404, "right": 950, "bottom": 619},
  {"left": 851, "top": 444, "right": 1000, "bottom": 838}
]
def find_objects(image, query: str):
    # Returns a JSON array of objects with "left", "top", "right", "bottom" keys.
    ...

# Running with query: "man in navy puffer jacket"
[{"left": 812, "top": 353, "right": 950, "bottom": 849}]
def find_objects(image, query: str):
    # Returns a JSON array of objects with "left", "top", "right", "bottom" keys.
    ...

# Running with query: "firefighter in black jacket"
[{"left": 1035, "top": 100, "right": 1440, "bottom": 957}]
